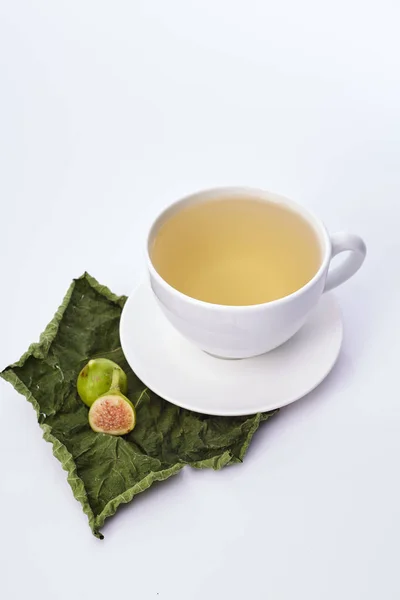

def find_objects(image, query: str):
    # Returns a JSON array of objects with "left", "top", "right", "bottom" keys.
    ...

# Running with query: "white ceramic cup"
[{"left": 146, "top": 187, "right": 366, "bottom": 359}]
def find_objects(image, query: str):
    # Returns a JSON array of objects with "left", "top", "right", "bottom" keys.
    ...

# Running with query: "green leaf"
[{"left": 1, "top": 273, "right": 277, "bottom": 538}]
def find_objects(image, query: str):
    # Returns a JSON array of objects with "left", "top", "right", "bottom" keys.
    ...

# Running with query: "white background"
[{"left": 0, "top": 1, "right": 399, "bottom": 598}]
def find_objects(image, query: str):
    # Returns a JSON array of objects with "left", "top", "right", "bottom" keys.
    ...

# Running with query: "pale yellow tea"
[{"left": 151, "top": 198, "right": 321, "bottom": 305}]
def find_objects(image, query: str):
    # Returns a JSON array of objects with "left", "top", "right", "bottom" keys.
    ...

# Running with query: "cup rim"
[{"left": 146, "top": 186, "right": 332, "bottom": 311}]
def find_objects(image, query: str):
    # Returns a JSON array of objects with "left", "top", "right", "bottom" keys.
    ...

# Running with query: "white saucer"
[{"left": 120, "top": 283, "right": 343, "bottom": 416}]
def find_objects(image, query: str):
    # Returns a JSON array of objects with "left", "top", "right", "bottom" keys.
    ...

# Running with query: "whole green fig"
[{"left": 77, "top": 358, "right": 128, "bottom": 407}]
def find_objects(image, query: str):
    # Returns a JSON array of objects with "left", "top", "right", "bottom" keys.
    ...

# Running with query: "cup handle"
[{"left": 324, "top": 232, "right": 367, "bottom": 293}]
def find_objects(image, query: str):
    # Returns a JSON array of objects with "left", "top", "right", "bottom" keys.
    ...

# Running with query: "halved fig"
[{"left": 88, "top": 392, "right": 136, "bottom": 436}]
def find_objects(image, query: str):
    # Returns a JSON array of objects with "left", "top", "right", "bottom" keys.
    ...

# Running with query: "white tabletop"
[{"left": 1, "top": 1, "right": 399, "bottom": 598}]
